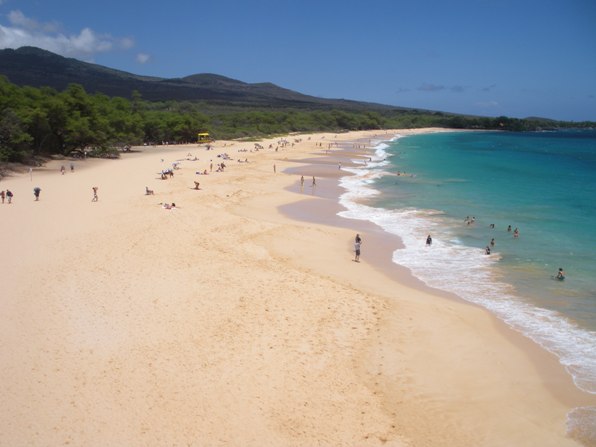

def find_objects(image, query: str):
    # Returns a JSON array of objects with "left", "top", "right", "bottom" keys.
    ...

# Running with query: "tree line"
[{"left": 1, "top": 75, "right": 593, "bottom": 163}]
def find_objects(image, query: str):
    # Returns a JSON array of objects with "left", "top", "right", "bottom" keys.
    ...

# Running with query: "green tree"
[{"left": 0, "top": 108, "right": 33, "bottom": 161}]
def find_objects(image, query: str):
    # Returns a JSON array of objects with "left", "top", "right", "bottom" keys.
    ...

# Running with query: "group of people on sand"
[
  {"left": 2, "top": 185, "right": 99, "bottom": 203},
  {"left": 0, "top": 189, "right": 14, "bottom": 204},
  {"left": 160, "top": 169, "right": 175, "bottom": 180},
  {"left": 60, "top": 163, "right": 75, "bottom": 175},
  {"left": 299, "top": 175, "right": 317, "bottom": 190},
  {"left": 1, "top": 163, "right": 80, "bottom": 204},
  {"left": 151, "top": 148, "right": 237, "bottom": 209}
]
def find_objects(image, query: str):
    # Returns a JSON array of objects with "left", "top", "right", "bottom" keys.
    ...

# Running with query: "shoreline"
[
  {"left": 278, "top": 131, "right": 593, "bottom": 399},
  {"left": 1, "top": 129, "right": 593, "bottom": 446},
  {"left": 275, "top": 130, "right": 595, "bottom": 442}
]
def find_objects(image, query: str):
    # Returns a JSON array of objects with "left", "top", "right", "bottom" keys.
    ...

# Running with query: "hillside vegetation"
[{"left": 2, "top": 76, "right": 594, "bottom": 163}]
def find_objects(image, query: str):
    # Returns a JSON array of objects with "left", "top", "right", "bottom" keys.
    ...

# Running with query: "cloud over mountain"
[{"left": 0, "top": 10, "right": 133, "bottom": 59}]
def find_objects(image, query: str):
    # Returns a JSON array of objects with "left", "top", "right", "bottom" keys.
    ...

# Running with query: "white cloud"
[
  {"left": 121, "top": 37, "right": 134, "bottom": 49},
  {"left": 8, "top": 9, "right": 59, "bottom": 33},
  {"left": 0, "top": 10, "right": 134, "bottom": 58},
  {"left": 136, "top": 52, "right": 150, "bottom": 64}
]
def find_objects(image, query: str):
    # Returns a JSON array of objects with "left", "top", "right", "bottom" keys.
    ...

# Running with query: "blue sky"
[{"left": 0, "top": 0, "right": 595, "bottom": 121}]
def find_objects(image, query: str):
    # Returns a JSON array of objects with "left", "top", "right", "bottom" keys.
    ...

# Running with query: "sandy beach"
[{"left": 1, "top": 129, "right": 593, "bottom": 446}]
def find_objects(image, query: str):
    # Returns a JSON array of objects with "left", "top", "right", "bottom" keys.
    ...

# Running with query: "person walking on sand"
[
  {"left": 60, "top": 165, "right": 65, "bottom": 175},
  {"left": 273, "top": 164, "right": 276, "bottom": 173},
  {"left": 0, "top": 190, "right": 5, "bottom": 204},
  {"left": 300, "top": 175, "right": 304, "bottom": 189},
  {"left": 92, "top": 186, "right": 98, "bottom": 202},
  {"left": 312, "top": 176, "right": 316, "bottom": 187},
  {"left": 354, "top": 239, "right": 361, "bottom": 262},
  {"left": 6, "top": 189, "right": 13, "bottom": 204},
  {"left": 33, "top": 187, "right": 41, "bottom": 201}
]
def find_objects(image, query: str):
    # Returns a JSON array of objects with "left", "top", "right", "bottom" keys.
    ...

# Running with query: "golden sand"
[{"left": 1, "top": 129, "right": 592, "bottom": 446}]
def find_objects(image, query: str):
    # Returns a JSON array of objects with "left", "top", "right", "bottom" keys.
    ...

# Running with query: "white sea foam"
[{"left": 337, "top": 138, "right": 596, "bottom": 396}]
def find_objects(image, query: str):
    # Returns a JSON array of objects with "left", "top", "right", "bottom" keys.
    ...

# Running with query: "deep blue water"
[{"left": 337, "top": 130, "right": 596, "bottom": 400}]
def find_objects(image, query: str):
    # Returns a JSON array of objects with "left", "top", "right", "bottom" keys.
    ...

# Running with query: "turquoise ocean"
[{"left": 336, "top": 130, "right": 596, "bottom": 438}]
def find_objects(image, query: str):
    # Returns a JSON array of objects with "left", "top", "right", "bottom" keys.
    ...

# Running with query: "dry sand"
[{"left": 1, "top": 129, "right": 593, "bottom": 446}]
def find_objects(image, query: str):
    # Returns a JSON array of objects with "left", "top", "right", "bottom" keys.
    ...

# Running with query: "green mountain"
[{"left": 0, "top": 46, "right": 396, "bottom": 110}]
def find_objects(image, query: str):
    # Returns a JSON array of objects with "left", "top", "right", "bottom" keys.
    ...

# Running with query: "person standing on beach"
[
  {"left": 0, "top": 190, "right": 5, "bottom": 204},
  {"left": 300, "top": 175, "right": 304, "bottom": 188},
  {"left": 60, "top": 165, "right": 65, "bottom": 175},
  {"left": 312, "top": 176, "right": 316, "bottom": 187},
  {"left": 6, "top": 189, "right": 13, "bottom": 203},
  {"left": 33, "top": 187, "right": 41, "bottom": 201},
  {"left": 273, "top": 164, "right": 276, "bottom": 173},
  {"left": 92, "top": 186, "right": 98, "bottom": 202},
  {"left": 354, "top": 239, "right": 361, "bottom": 262},
  {"left": 426, "top": 234, "right": 432, "bottom": 246}
]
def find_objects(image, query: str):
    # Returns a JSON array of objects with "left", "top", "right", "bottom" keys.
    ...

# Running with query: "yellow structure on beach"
[{"left": 197, "top": 132, "right": 212, "bottom": 143}]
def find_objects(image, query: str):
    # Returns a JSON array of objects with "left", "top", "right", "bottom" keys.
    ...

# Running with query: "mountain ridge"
[{"left": 0, "top": 46, "right": 398, "bottom": 111}]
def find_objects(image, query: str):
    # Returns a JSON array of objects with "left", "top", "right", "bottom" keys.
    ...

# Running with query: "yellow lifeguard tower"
[{"left": 197, "top": 132, "right": 212, "bottom": 143}]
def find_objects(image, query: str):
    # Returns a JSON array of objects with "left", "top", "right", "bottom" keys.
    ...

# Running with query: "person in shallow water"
[{"left": 556, "top": 268, "right": 565, "bottom": 280}]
